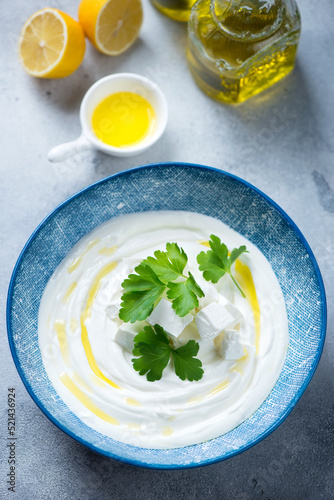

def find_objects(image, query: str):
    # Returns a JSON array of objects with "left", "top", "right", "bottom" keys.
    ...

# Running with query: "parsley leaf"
[
  {"left": 132, "top": 323, "right": 169, "bottom": 354},
  {"left": 120, "top": 243, "right": 203, "bottom": 322},
  {"left": 119, "top": 265, "right": 165, "bottom": 323},
  {"left": 172, "top": 340, "right": 204, "bottom": 381},
  {"left": 197, "top": 234, "right": 248, "bottom": 297},
  {"left": 141, "top": 242, "right": 187, "bottom": 282},
  {"left": 167, "top": 272, "right": 204, "bottom": 317},
  {"left": 132, "top": 325, "right": 171, "bottom": 381},
  {"left": 132, "top": 324, "right": 203, "bottom": 382}
]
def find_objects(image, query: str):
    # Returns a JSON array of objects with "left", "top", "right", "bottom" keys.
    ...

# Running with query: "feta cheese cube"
[
  {"left": 217, "top": 294, "right": 242, "bottom": 320},
  {"left": 171, "top": 322, "right": 199, "bottom": 349},
  {"left": 195, "top": 295, "right": 242, "bottom": 342},
  {"left": 215, "top": 329, "right": 245, "bottom": 360},
  {"left": 106, "top": 303, "right": 120, "bottom": 320},
  {"left": 147, "top": 298, "right": 193, "bottom": 338},
  {"left": 196, "top": 278, "right": 220, "bottom": 308},
  {"left": 114, "top": 321, "right": 146, "bottom": 352},
  {"left": 190, "top": 270, "right": 220, "bottom": 308}
]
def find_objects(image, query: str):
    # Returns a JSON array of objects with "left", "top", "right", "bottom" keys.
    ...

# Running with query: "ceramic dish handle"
[{"left": 48, "top": 134, "right": 92, "bottom": 162}]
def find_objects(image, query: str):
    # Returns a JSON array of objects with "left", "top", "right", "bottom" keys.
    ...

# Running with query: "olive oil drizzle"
[{"left": 80, "top": 261, "right": 121, "bottom": 389}]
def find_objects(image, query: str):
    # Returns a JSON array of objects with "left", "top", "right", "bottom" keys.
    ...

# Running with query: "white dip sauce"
[{"left": 38, "top": 211, "right": 288, "bottom": 449}]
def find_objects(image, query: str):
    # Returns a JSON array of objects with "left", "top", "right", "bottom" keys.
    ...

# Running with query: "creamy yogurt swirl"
[{"left": 38, "top": 211, "right": 288, "bottom": 448}]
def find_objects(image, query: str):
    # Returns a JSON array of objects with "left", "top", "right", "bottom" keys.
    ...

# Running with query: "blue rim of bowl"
[{"left": 6, "top": 162, "right": 327, "bottom": 469}]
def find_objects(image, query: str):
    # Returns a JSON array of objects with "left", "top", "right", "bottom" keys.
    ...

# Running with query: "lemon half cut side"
[
  {"left": 79, "top": 0, "right": 143, "bottom": 56},
  {"left": 18, "top": 8, "right": 86, "bottom": 79}
]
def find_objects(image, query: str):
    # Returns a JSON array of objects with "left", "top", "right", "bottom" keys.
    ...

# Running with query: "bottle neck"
[{"left": 212, "top": 0, "right": 284, "bottom": 41}]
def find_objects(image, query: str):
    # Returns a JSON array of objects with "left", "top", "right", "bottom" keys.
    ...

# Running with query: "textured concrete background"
[{"left": 1, "top": 0, "right": 333, "bottom": 499}]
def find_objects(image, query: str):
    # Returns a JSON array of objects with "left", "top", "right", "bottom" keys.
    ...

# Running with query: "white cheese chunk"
[
  {"left": 106, "top": 303, "right": 120, "bottom": 320},
  {"left": 217, "top": 294, "right": 242, "bottom": 319},
  {"left": 190, "top": 270, "right": 220, "bottom": 308},
  {"left": 147, "top": 298, "right": 193, "bottom": 338},
  {"left": 215, "top": 329, "right": 245, "bottom": 359},
  {"left": 196, "top": 278, "right": 220, "bottom": 308},
  {"left": 114, "top": 321, "right": 146, "bottom": 352},
  {"left": 195, "top": 295, "right": 242, "bottom": 342},
  {"left": 171, "top": 322, "right": 200, "bottom": 348}
]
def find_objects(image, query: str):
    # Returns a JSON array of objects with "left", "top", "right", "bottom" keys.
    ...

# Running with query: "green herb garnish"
[
  {"left": 142, "top": 242, "right": 188, "bottom": 282},
  {"left": 120, "top": 236, "right": 248, "bottom": 383},
  {"left": 197, "top": 235, "right": 248, "bottom": 297},
  {"left": 132, "top": 324, "right": 203, "bottom": 382},
  {"left": 166, "top": 271, "right": 204, "bottom": 317},
  {"left": 118, "top": 264, "right": 166, "bottom": 323},
  {"left": 119, "top": 243, "right": 204, "bottom": 323}
]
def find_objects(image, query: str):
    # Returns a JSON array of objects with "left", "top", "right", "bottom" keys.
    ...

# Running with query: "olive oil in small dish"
[
  {"left": 48, "top": 73, "right": 168, "bottom": 162},
  {"left": 92, "top": 92, "right": 157, "bottom": 148}
]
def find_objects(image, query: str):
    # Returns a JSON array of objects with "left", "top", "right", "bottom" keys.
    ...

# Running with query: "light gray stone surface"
[{"left": 1, "top": 0, "right": 333, "bottom": 498}]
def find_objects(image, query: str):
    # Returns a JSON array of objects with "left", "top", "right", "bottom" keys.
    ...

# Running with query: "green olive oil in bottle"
[
  {"left": 187, "top": 0, "right": 301, "bottom": 103},
  {"left": 150, "top": 0, "right": 197, "bottom": 22}
]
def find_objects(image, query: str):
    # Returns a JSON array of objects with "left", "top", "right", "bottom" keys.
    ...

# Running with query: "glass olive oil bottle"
[
  {"left": 187, "top": 0, "right": 301, "bottom": 103},
  {"left": 150, "top": 0, "right": 197, "bottom": 22}
]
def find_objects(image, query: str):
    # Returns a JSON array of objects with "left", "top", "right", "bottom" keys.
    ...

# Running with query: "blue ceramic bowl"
[{"left": 7, "top": 163, "right": 326, "bottom": 469}]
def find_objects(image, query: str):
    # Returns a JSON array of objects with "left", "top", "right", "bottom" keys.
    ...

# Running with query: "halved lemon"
[
  {"left": 18, "top": 8, "right": 86, "bottom": 78},
  {"left": 78, "top": 0, "right": 143, "bottom": 56}
]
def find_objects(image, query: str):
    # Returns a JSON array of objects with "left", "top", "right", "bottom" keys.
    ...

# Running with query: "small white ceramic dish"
[{"left": 48, "top": 73, "right": 168, "bottom": 162}]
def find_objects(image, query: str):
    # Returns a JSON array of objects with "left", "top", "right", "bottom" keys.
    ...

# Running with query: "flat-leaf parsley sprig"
[
  {"left": 119, "top": 243, "right": 204, "bottom": 323},
  {"left": 132, "top": 324, "right": 204, "bottom": 382},
  {"left": 197, "top": 235, "right": 248, "bottom": 297}
]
